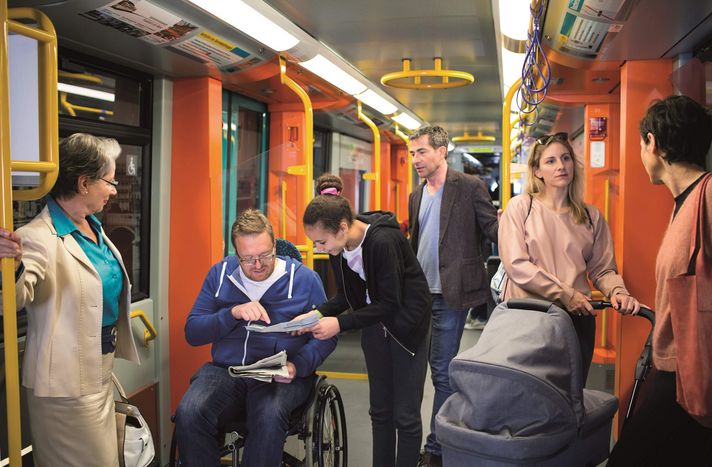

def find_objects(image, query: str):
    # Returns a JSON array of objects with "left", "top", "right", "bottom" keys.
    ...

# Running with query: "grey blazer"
[{"left": 409, "top": 168, "right": 499, "bottom": 310}]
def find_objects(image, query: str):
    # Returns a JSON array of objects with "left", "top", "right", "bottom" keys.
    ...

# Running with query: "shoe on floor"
[
  {"left": 418, "top": 451, "right": 442, "bottom": 467},
  {"left": 464, "top": 318, "right": 486, "bottom": 331}
]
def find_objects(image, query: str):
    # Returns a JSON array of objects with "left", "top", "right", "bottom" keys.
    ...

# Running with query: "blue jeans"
[
  {"left": 425, "top": 295, "right": 468, "bottom": 456},
  {"left": 361, "top": 324, "right": 429, "bottom": 467},
  {"left": 175, "top": 363, "right": 313, "bottom": 467}
]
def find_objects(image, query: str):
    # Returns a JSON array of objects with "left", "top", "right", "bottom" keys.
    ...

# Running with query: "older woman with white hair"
[
  {"left": 0, "top": 133, "right": 139, "bottom": 467},
  {"left": 498, "top": 132, "right": 639, "bottom": 382}
]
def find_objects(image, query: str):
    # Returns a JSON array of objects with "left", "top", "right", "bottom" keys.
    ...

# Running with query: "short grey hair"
[
  {"left": 408, "top": 125, "right": 449, "bottom": 150},
  {"left": 50, "top": 133, "right": 120, "bottom": 199}
]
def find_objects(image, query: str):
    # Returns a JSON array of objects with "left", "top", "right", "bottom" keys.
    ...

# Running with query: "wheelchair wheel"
[{"left": 313, "top": 383, "right": 347, "bottom": 467}]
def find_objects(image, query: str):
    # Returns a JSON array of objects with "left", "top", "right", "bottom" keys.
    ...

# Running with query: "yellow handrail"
[
  {"left": 280, "top": 180, "right": 287, "bottom": 239},
  {"left": 393, "top": 124, "right": 413, "bottom": 195},
  {"left": 130, "top": 310, "right": 157, "bottom": 347},
  {"left": 8, "top": 7, "right": 58, "bottom": 202},
  {"left": 357, "top": 101, "right": 381, "bottom": 210},
  {"left": 501, "top": 78, "right": 522, "bottom": 210},
  {"left": 279, "top": 56, "right": 314, "bottom": 268},
  {"left": 1, "top": 6, "right": 58, "bottom": 466}
]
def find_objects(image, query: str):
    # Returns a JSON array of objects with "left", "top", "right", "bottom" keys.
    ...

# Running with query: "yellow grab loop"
[
  {"left": 357, "top": 101, "right": 381, "bottom": 210},
  {"left": 1, "top": 6, "right": 58, "bottom": 466},
  {"left": 279, "top": 56, "right": 314, "bottom": 268},
  {"left": 130, "top": 310, "right": 158, "bottom": 347},
  {"left": 381, "top": 57, "right": 474, "bottom": 90}
]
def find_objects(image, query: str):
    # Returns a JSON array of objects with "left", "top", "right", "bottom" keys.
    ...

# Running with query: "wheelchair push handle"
[{"left": 589, "top": 300, "right": 655, "bottom": 325}]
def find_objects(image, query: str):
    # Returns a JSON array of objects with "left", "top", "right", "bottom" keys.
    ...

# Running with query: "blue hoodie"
[{"left": 185, "top": 255, "right": 336, "bottom": 378}]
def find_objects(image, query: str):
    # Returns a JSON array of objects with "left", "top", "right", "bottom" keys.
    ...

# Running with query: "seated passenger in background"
[
  {"left": 498, "top": 133, "right": 639, "bottom": 382},
  {"left": 175, "top": 209, "right": 336, "bottom": 467}
]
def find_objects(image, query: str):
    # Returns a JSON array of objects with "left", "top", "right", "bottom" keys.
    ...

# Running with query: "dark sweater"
[{"left": 318, "top": 211, "right": 431, "bottom": 354}]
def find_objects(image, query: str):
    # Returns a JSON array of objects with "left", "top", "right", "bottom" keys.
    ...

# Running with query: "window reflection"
[{"left": 58, "top": 63, "right": 143, "bottom": 126}]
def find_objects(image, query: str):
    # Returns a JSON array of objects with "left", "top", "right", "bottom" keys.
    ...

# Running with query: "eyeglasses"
[
  {"left": 99, "top": 177, "right": 119, "bottom": 188},
  {"left": 238, "top": 252, "right": 276, "bottom": 266},
  {"left": 535, "top": 132, "right": 568, "bottom": 146}
]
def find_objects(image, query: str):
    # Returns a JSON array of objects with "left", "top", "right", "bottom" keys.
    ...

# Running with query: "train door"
[{"left": 221, "top": 91, "right": 268, "bottom": 256}]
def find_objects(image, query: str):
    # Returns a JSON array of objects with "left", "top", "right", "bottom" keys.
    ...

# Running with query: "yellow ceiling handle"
[
  {"left": 451, "top": 131, "right": 496, "bottom": 143},
  {"left": 381, "top": 58, "right": 474, "bottom": 90}
]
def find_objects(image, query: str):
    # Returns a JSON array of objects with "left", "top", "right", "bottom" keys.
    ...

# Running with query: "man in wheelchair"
[{"left": 175, "top": 209, "right": 337, "bottom": 466}]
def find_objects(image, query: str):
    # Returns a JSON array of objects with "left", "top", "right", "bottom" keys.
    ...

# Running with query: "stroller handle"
[{"left": 589, "top": 300, "right": 655, "bottom": 325}]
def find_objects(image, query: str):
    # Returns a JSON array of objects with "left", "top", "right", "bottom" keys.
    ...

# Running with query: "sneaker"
[
  {"left": 464, "top": 318, "right": 486, "bottom": 331},
  {"left": 418, "top": 451, "right": 442, "bottom": 467}
]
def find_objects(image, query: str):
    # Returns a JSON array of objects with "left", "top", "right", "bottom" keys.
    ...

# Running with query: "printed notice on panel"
[
  {"left": 166, "top": 32, "right": 255, "bottom": 69},
  {"left": 80, "top": 0, "right": 262, "bottom": 71},
  {"left": 559, "top": 12, "right": 609, "bottom": 58},
  {"left": 81, "top": 0, "right": 198, "bottom": 45}
]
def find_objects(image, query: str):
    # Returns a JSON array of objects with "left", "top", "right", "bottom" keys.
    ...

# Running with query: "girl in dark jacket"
[{"left": 295, "top": 174, "right": 431, "bottom": 467}]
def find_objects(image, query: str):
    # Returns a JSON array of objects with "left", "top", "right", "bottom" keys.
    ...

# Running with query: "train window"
[
  {"left": 13, "top": 50, "right": 152, "bottom": 302},
  {"left": 222, "top": 91, "right": 269, "bottom": 256},
  {"left": 58, "top": 58, "right": 147, "bottom": 127}
]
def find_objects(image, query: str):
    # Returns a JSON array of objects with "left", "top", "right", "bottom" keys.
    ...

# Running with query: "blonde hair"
[
  {"left": 525, "top": 138, "right": 588, "bottom": 224},
  {"left": 231, "top": 209, "right": 275, "bottom": 246}
]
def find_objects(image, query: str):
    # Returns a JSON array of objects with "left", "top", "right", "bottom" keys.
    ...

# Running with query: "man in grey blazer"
[{"left": 408, "top": 125, "right": 498, "bottom": 467}]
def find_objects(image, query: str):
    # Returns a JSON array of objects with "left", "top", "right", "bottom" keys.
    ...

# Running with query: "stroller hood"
[{"left": 440, "top": 299, "right": 587, "bottom": 457}]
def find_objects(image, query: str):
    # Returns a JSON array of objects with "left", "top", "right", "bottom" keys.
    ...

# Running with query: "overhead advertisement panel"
[
  {"left": 80, "top": 0, "right": 262, "bottom": 71},
  {"left": 543, "top": 0, "right": 635, "bottom": 61}
]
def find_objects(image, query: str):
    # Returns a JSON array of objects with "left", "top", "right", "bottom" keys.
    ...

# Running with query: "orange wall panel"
[
  {"left": 380, "top": 140, "right": 392, "bottom": 212},
  {"left": 391, "top": 144, "right": 410, "bottom": 223},
  {"left": 266, "top": 110, "right": 306, "bottom": 244},
  {"left": 169, "top": 77, "right": 224, "bottom": 411},
  {"left": 614, "top": 59, "right": 673, "bottom": 433}
]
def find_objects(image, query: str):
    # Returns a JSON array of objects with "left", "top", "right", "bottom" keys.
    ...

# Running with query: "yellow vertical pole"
[
  {"left": 280, "top": 180, "right": 287, "bottom": 239},
  {"left": 501, "top": 78, "right": 522, "bottom": 210},
  {"left": 357, "top": 101, "right": 381, "bottom": 210},
  {"left": 279, "top": 56, "right": 314, "bottom": 268},
  {"left": 0, "top": 1, "right": 22, "bottom": 465}
]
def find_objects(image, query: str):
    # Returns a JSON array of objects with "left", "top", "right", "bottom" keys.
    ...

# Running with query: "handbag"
[
  {"left": 667, "top": 173, "right": 712, "bottom": 420},
  {"left": 113, "top": 373, "right": 155, "bottom": 467},
  {"left": 490, "top": 261, "right": 507, "bottom": 304}
]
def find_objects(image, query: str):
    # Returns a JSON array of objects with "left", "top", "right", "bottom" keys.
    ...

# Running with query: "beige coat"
[{"left": 6, "top": 206, "right": 139, "bottom": 397}]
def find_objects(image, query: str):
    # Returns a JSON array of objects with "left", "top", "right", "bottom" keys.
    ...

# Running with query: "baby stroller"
[{"left": 435, "top": 298, "right": 653, "bottom": 466}]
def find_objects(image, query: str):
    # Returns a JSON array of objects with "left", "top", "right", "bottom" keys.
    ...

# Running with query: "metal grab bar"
[
  {"left": 279, "top": 56, "right": 314, "bottom": 269},
  {"left": 7, "top": 7, "right": 58, "bottom": 202},
  {"left": 500, "top": 77, "right": 522, "bottom": 210},
  {"left": 357, "top": 101, "right": 381, "bottom": 210},
  {"left": 130, "top": 309, "right": 157, "bottom": 347},
  {"left": 1, "top": 6, "right": 58, "bottom": 465}
]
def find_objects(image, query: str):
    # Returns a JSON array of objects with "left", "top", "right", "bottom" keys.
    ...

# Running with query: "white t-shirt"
[
  {"left": 238, "top": 258, "right": 287, "bottom": 301},
  {"left": 342, "top": 224, "right": 371, "bottom": 304}
]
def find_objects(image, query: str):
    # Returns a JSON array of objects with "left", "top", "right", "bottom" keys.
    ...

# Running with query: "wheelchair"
[{"left": 169, "top": 375, "right": 348, "bottom": 466}]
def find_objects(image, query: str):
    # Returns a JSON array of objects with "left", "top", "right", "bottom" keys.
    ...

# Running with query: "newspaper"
[
  {"left": 245, "top": 312, "right": 319, "bottom": 333},
  {"left": 227, "top": 350, "right": 289, "bottom": 382}
]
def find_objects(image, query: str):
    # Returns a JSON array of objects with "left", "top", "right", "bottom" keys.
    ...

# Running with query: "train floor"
[{"left": 301, "top": 325, "right": 616, "bottom": 467}]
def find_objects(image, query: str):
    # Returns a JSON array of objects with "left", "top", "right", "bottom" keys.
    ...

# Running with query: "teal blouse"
[{"left": 47, "top": 197, "right": 123, "bottom": 326}]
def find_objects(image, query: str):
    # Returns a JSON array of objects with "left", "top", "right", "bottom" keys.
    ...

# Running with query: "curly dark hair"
[
  {"left": 304, "top": 173, "right": 353, "bottom": 233},
  {"left": 639, "top": 95, "right": 712, "bottom": 169},
  {"left": 316, "top": 173, "right": 343, "bottom": 194}
]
